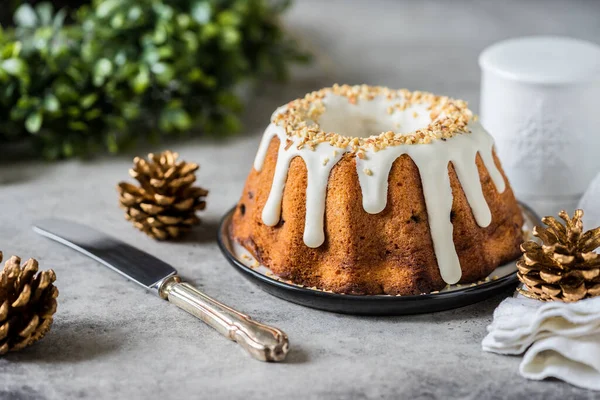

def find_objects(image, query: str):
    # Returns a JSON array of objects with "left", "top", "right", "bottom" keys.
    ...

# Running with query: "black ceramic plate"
[{"left": 217, "top": 203, "right": 540, "bottom": 315}]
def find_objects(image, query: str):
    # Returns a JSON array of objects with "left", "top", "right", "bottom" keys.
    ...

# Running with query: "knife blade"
[{"left": 33, "top": 218, "right": 289, "bottom": 362}]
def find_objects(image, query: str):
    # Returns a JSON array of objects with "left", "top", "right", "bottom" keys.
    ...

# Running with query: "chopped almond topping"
[
  {"left": 271, "top": 85, "right": 473, "bottom": 151},
  {"left": 284, "top": 139, "right": 293, "bottom": 150}
]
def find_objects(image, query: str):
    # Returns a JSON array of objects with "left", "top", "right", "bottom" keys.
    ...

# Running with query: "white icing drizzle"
[
  {"left": 253, "top": 106, "right": 288, "bottom": 171},
  {"left": 253, "top": 106, "right": 506, "bottom": 284},
  {"left": 253, "top": 125, "right": 278, "bottom": 172},
  {"left": 259, "top": 123, "right": 345, "bottom": 248}
]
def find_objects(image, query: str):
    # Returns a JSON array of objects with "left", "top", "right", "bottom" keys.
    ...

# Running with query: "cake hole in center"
[{"left": 317, "top": 94, "right": 433, "bottom": 139}]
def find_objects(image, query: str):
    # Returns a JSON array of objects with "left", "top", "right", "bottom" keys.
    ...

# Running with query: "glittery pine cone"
[
  {"left": 117, "top": 150, "right": 208, "bottom": 240},
  {"left": 0, "top": 252, "right": 58, "bottom": 355},
  {"left": 517, "top": 209, "right": 600, "bottom": 302}
]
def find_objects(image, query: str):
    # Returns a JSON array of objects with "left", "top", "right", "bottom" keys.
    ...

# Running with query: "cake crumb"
[
  {"left": 364, "top": 168, "right": 373, "bottom": 176},
  {"left": 322, "top": 157, "right": 330, "bottom": 166}
]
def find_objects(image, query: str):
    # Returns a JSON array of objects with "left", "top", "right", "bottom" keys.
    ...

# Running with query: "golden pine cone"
[
  {"left": 0, "top": 252, "right": 58, "bottom": 355},
  {"left": 117, "top": 150, "right": 208, "bottom": 240},
  {"left": 517, "top": 209, "right": 600, "bottom": 302}
]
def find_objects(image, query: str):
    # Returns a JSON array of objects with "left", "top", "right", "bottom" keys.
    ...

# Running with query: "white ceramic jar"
[{"left": 479, "top": 36, "right": 600, "bottom": 217}]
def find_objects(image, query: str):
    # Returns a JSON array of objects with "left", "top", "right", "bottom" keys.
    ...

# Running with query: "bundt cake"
[{"left": 231, "top": 85, "right": 524, "bottom": 295}]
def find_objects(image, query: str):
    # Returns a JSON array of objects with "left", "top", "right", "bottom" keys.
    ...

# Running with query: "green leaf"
[
  {"left": 128, "top": 6, "right": 142, "bottom": 22},
  {"left": 96, "top": 0, "right": 121, "bottom": 19},
  {"left": 154, "top": 64, "right": 175, "bottom": 85},
  {"left": 43, "top": 94, "right": 60, "bottom": 112},
  {"left": 114, "top": 51, "right": 127, "bottom": 66},
  {"left": 54, "top": 82, "right": 78, "bottom": 102},
  {"left": 176, "top": 14, "right": 191, "bottom": 29},
  {"left": 17, "top": 96, "right": 37, "bottom": 109},
  {"left": 132, "top": 67, "right": 150, "bottom": 94},
  {"left": 142, "top": 46, "right": 159, "bottom": 65},
  {"left": 1, "top": 59, "right": 26, "bottom": 76},
  {"left": 153, "top": 25, "right": 167, "bottom": 44},
  {"left": 80, "top": 93, "right": 98, "bottom": 109},
  {"left": 105, "top": 133, "right": 118, "bottom": 153},
  {"left": 10, "top": 106, "right": 27, "bottom": 120},
  {"left": 172, "top": 109, "right": 192, "bottom": 130},
  {"left": 68, "top": 121, "right": 87, "bottom": 131},
  {"left": 67, "top": 106, "right": 81, "bottom": 117},
  {"left": 201, "top": 23, "right": 219, "bottom": 40},
  {"left": 157, "top": 46, "right": 173, "bottom": 59},
  {"left": 222, "top": 114, "right": 242, "bottom": 133},
  {"left": 218, "top": 11, "right": 240, "bottom": 26},
  {"left": 122, "top": 103, "right": 140, "bottom": 120},
  {"left": 152, "top": 4, "right": 174, "bottom": 20},
  {"left": 84, "top": 108, "right": 102, "bottom": 120},
  {"left": 221, "top": 27, "right": 240, "bottom": 46},
  {"left": 191, "top": 1, "right": 211, "bottom": 24},
  {"left": 9, "top": 41, "right": 22, "bottom": 58},
  {"left": 53, "top": 8, "right": 67, "bottom": 30},
  {"left": 94, "top": 58, "right": 113, "bottom": 85},
  {"left": 0, "top": 0, "right": 311, "bottom": 160},
  {"left": 35, "top": 2, "right": 54, "bottom": 26},
  {"left": 66, "top": 66, "right": 84, "bottom": 82},
  {"left": 25, "top": 112, "right": 43, "bottom": 133},
  {"left": 182, "top": 32, "right": 199, "bottom": 52},
  {"left": 14, "top": 4, "right": 38, "bottom": 28},
  {"left": 62, "top": 142, "right": 74, "bottom": 157},
  {"left": 2, "top": 81, "right": 15, "bottom": 96},
  {"left": 111, "top": 13, "right": 125, "bottom": 29},
  {"left": 217, "top": 91, "right": 242, "bottom": 111},
  {"left": 159, "top": 109, "right": 172, "bottom": 132}
]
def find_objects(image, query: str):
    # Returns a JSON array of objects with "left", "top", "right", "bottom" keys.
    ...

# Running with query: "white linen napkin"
[
  {"left": 578, "top": 170, "right": 600, "bottom": 230},
  {"left": 482, "top": 296, "right": 600, "bottom": 390}
]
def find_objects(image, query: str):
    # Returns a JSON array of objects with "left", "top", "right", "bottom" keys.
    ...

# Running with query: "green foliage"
[{"left": 0, "top": 0, "right": 308, "bottom": 159}]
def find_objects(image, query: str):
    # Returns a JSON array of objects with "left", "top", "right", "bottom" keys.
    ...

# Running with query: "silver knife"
[{"left": 33, "top": 218, "right": 289, "bottom": 362}]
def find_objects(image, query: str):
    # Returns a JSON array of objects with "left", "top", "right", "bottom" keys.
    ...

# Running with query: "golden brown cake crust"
[{"left": 230, "top": 136, "right": 524, "bottom": 295}]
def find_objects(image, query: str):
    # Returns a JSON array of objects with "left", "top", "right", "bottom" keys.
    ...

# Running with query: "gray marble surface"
[{"left": 1, "top": 1, "right": 600, "bottom": 399}]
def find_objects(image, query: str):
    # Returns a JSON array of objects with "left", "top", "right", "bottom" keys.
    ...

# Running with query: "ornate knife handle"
[{"left": 157, "top": 276, "right": 289, "bottom": 362}]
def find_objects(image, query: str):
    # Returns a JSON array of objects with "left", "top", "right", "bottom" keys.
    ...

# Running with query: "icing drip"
[
  {"left": 259, "top": 123, "right": 345, "bottom": 248},
  {"left": 254, "top": 106, "right": 288, "bottom": 171},
  {"left": 254, "top": 110, "right": 506, "bottom": 285},
  {"left": 354, "top": 123, "right": 503, "bottom": 283}
]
